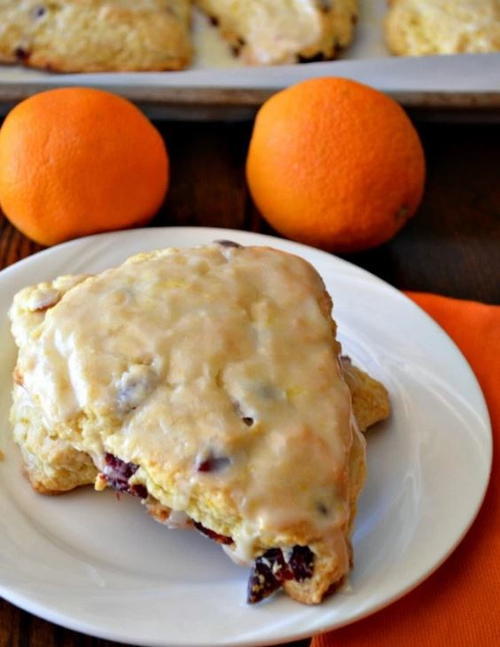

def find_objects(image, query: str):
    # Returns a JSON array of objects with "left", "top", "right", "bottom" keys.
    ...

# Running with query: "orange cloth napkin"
[{"left": 313, "top": 292, "right": 500, "bottom": 647}]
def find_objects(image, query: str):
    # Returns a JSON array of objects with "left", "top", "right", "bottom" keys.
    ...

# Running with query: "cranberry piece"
[
  {"left": 289, "top": 545, "right": 315, "bottom": 581},
  {"left": 129, "top": 483, "right": 148, "bottom": 499},
  {"left": 14, "top": 47, "right": 29, "bottom": 60},
  {"left": 242, "top": 417, "right": 254, "bottom": 427},
  {"left": 196, "top": 454, "right": 231, "bottom": 473},
  {"left": 247, "top": 549, "right": 293, "bottom": 604},
  {"left": 103, "top": 453, "right": 147, "bottom": 498},
  {"left": 260, "top": 548, "right": 294, "bottom": 583},
  {"left": 248, "top": 557, "right": 281, "bottom": 604},
  {"left": 104, "top": 453, "right": 137, "bottom": 488},
  {"left": 247, "top": 546, "right": 315, "bottom": 603},
  {"left": 193, "top": 521, "right": 233, "bottom": 545}
]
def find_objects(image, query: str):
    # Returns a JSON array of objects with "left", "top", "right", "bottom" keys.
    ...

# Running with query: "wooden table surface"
[{"left": 1, "top": 115, "right": 499, "bottom": 647}]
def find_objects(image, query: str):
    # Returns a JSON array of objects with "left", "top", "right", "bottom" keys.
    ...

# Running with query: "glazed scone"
[
  {"left": 9, "top": 269, "right": 388, "bottom": 498},
  {"left": 0, "top": 0, "right": 191, "bottom": 72},
  {"left": 340, "top": 357, "right": 390, "bottom": 433},
  {"left": 10, "top": 274, "right": 98, "bottom": 494},
  {"left": 385, "top": 0, "right": 500, "bottom": 56},
  {"left": 10, "top": 243, "right": 383, "bottom": 604},
  {"left": 10, "top": 262, "right": 389, "bottom": 491},
  {"left": 195, "top": 0, "right": 358, "bottom": 64}
]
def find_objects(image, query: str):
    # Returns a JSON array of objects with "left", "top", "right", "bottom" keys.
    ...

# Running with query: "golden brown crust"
[
  {"left": 19, "top": 444, "right": 97, "bottom": 494},
  {"left": 146, "top": 501, "right": 173, "bottom": 524},
  {"left": 385, "top": 0, "right": 500, "bottom": 56},
  {"left": 0, "top": 0, "right": 191, "bottom": 72},
  {"left": 283, "top": 539, "right": 352, "bottom": 604},
  {"left": 341, "top": 356, "right": 391, "bottom": 432}
]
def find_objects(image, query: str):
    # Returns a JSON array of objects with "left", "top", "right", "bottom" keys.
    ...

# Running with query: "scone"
[
  {"left": 341, "top": 357, "right": 390, "bottom": 433},
  {"left": 0, "top": 0, "right": 191, "bottom": 72},
  {"left": 195, "top": 0, "right": 358, "bottom": 64},
  {"left": 10, "top": 242, "right": 389, "bottom": 604},
  {"left": 385, "top": 0, "right": 500, "bottom": 56}
]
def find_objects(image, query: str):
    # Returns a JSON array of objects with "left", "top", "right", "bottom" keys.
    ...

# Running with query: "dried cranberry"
[
  {"left": 289, "top": 545, "right": 315, "bottom": 581},
  {"left": 247, "top": 546, "right": 315, "bottom": 603},
  {"left": 196, "top": 454, "right": 231, "bottom": 473},
  {"left": 103, "top": 453, "right": 147, "bottom": 498},
  {"left": 129, "top": 483, "right": 148, "bottom": 499},
  {"left": 193, "top": 521, "right": 233, "bottom": 545},
  {"left": 247, "top": 549, "right": 293, "bottom": 604},
  {"left": 14, "top": 47, "right": 29, "bottom": 60},
  {"left": 247, "top": 557, "right": 281, "bottom": 604},
  {"left": 260, "top": 548, "right": 294, "bottom": 583}
]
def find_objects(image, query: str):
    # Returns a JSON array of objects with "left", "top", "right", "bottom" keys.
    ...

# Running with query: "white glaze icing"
[{"left": 11, "top": 244, "right": 365, "bottom": 570}]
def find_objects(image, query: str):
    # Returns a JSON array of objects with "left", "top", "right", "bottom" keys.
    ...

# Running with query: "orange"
[
  {"left": 246, "top": 77, "right": 425, "bottom": 253},
  {"left": 0, "top": 87, "right": 168, "bottom": 246}
]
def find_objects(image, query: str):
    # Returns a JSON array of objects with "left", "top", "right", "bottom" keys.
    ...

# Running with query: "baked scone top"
[
  {"left": 385, "top": 0, "right": 500, "bottom": 56},
  {"left": 0, "top": 0, "right": 191, "bottom": 72},
  {"left": 195, "top": 0, "right": 358, "bottom": 64},
  {"left": 11, "top": 244, "right": 365, "bottom": 572}
]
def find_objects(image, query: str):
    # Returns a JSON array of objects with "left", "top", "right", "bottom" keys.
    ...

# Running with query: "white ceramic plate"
[{"left": 0, "top": 227, "right": 492, "bottom": 647}]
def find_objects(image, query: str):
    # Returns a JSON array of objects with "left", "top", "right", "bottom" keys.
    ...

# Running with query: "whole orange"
[
  {"left": 0, "top": 87, "right": 168, "bottom": 246},
  {"left": 246, "top": 77, "right": 425, "bottom": 252}
]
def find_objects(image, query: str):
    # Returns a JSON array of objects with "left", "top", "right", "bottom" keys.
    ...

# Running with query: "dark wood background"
[{"left": 1, "top": 114, "right": 499, "bottom": 647}]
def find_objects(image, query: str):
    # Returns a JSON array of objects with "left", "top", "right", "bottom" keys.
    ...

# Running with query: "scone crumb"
[
  {"left": 94, "top": 473, "right": 108, "bottom": 492},
  {"left": 0, "top": 449, "right": 5, "bottom": 461}
]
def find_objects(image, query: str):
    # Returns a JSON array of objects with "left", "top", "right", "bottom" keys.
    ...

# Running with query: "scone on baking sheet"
[
  {"left": 194, "top": 0, "right": 358, "bottom": 65},
  {"left": 9, "top": 243, "right": 389, "bottom": 605},
  {"left": 385, "top": 0, "right": 500, "bottom": 56},
  {"left": 0, "top": 0, "right": 191, "bottom": 72}
]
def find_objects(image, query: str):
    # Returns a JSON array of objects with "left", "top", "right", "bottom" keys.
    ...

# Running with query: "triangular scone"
[
  {"left": 10, "top": 243, "right": 375, "bottom": 604},
  {"left": 195, "top": 0, "right": 358, "bottom": 64},
  {"left": 0, "top": 1, "right": 191, "bottom": 72},
  {"left": 385, "top": 0, "right": 500, "bottom": 56}
]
